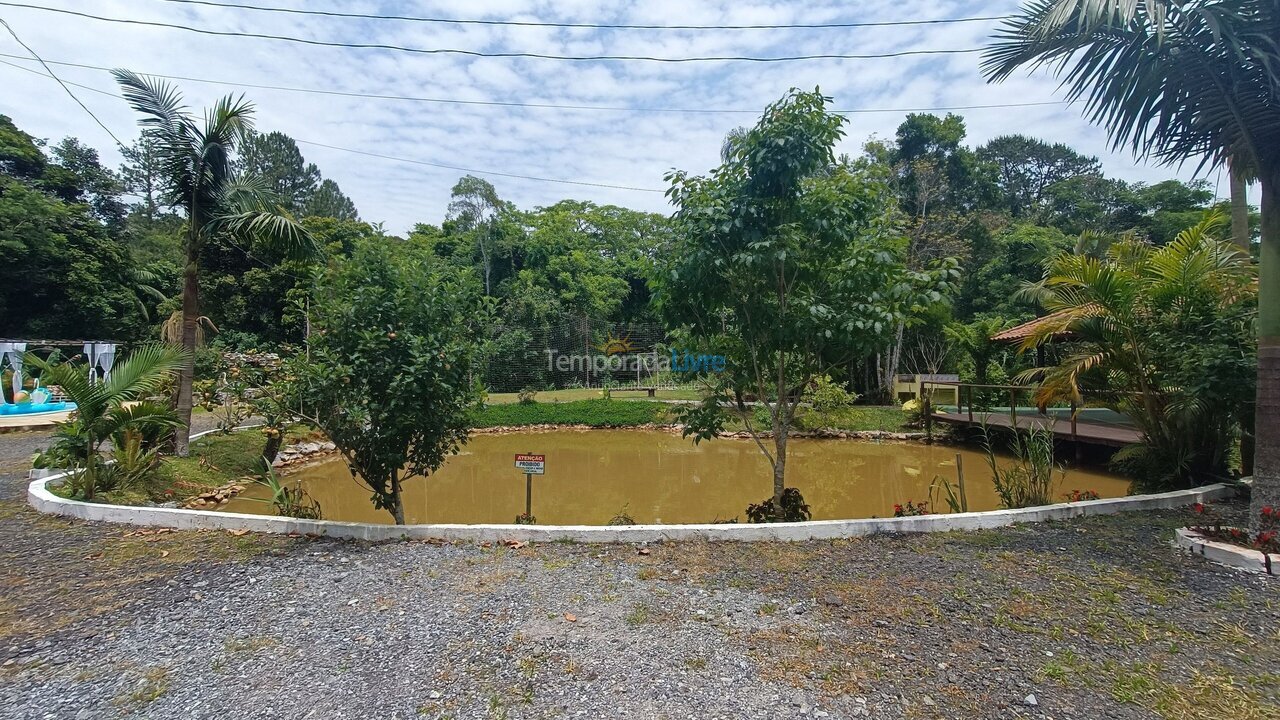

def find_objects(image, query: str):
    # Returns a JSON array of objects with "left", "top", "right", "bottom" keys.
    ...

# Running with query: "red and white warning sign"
[{"left": 514, "top": 453, "right": 545, "bottom": 475}]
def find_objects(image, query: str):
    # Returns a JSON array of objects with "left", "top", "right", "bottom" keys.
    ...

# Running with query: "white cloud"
[{"left": 0, "top": 0, "right": 1251, "bottom": 234}]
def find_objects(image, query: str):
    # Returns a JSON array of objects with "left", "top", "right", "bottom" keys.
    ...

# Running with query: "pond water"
[{"left": 223, "top": 430, "right": 1131, "bottom": 525}]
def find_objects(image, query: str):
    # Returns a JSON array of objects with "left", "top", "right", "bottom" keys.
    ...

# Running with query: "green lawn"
[
  {"left": 472, "top": 399, "right": 675, "bottom": 427},
  {"left": 486, "top": 387, "right": 703, "bottom": 404}
]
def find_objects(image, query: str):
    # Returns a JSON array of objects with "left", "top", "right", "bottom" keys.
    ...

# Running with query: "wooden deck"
[
  {"left": 929, "top": 409, "right": 1142, "bottom": 447},
  {"left": 917, "top": 381, "right": 1143, "bottom": 448}
]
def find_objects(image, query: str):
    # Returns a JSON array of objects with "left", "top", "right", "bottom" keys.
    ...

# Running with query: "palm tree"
[
  {"left": 1019, "top": 214, "right": 1256, "bottom": 488},
  {"left": 982, "top": 0, "right": 1280, "bottom": 525},
  {"left": 31, "top": 345, "right": 185, "bottom": 500},
  {"left": 112, "top": 70, "right": 318, "bottom": 456}
]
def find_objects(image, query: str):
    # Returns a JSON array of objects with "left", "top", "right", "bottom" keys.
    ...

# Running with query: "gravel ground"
[{"left": 0, "top": 428, "right": 1276, "bottom": 719}]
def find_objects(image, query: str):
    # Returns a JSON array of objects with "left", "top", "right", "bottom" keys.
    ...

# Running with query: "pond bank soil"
[{"left": 1, "top": 441, "right": 1275, "bottom": 720}]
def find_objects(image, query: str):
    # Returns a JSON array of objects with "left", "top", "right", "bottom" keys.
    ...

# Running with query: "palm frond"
[
  {"left": 983, "top": 0, "right": 1280, "bottom": 174},
  {"left": 102, "top": 344, "right": 186, "bottom": 402},
  {"left": 160, "top": 311, "right": 218, "bottom": 346}
]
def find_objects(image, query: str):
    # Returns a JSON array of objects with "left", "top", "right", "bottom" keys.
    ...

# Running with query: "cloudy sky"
[{"left": 0, "top": 0, "right": 1247, "bottom": 233}]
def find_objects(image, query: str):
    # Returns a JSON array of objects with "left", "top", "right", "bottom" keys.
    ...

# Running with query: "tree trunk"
[
  {"left": 1251, "top": 173, "right": 1279, "bottom": 533},
  {"left": 389, "top": 469, "right": 406, "bottom": 525},
  {"left": 261, "top": 432, "right": 282, "bottom": 468},
  {"left": 1229, "top": 163, "right": 1250, "bottom": 251},
  {"left": 772, "top": 419, "right": 788, "bottom": 520},
  {"left": 173, "top": 247, "right": 200, "bottom": 457}
]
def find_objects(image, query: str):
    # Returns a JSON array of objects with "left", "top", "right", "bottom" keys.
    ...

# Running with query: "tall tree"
[
  {"left": 983, "top": 0, "right": 1280, "bottom": 527},
  {"left": 657, "top": 89, "right": 954, "bottom": 517},
  {"left": 235, "top": 130, "right": 319, "bottom": 213},
  {"left": 447, "top": 175, "right": 503, "bottom": 295},
  {"left": 113, "top": 70, "right": 317, "bottom": 455},
  {"left": 304, "top": 178, "right": 358, "bottom": 220},
  {"left": 978, "top": 134, "right": 1102, "bottom": 217}
]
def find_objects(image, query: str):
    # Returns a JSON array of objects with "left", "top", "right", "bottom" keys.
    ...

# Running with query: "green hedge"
[{"left": 472, "top": 399, "right": 671, "bottom": 428}]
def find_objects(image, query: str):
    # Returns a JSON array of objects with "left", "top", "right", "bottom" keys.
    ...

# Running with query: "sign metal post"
[{"left": 514, "top": 453, "right": 545, "bottom": 520}]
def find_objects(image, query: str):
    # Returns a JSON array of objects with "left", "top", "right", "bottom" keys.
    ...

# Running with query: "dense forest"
[{"left": 0, "top": 110, "right": 1251, "bottom": 398}]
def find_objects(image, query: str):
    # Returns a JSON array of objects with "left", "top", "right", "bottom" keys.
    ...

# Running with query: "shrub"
[
  {"left": 893, "top": 500, "right": 931, "bottom": 517},
  {"left": 745, "top": 488, "right": 811, "bottom": 523},
  {"left": 1064, "top": 489, "right": 1101, "bottom": 502},
  {"left": 801, "top": 375, "right": 859, "bottom": 428},
  {"left": 517, "top": 387, "right": 539, "bottom": 405},
  {"left": 1189, "top": 503, "right": 1280, "bottom": 554}
]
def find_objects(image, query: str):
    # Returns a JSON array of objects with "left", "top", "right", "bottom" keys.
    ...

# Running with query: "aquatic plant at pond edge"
[
  {"left": 980, "top": 422, "right": 1063, "bottom": 509},
  {"left": 607, "top": 504, "right": 636, "bottom": 526},
  {"left": 253, "top": 467, "right": 322, "bottom": 520},
  {"left": 745, "top": 488, "right": 811, "bottom": 523},
  {"left": 893, "top": 500, "right": 931, "bottom": 517}
]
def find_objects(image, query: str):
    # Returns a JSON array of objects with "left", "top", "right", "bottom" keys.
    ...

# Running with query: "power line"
[
  {"left": 0, "top": 60, "right": 669, "bottom": 193},
  {"left": 0, "top": 3, "right": 982, "bottom": 63},
  {"left": 294, "top": 140, "right": 667, "bottom": 194},
  {"left": 0, "top": 53, "right": 1069, "bottom": 116},
  {"left": 156, "top": 0, "right": 1013, "bottom": 31},
  {"left": 0, "top": 19, "right": 124, "bottom": 147}
]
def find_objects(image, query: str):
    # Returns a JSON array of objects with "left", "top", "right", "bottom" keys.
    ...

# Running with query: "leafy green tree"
[
  {"left": 984, "top": 0, "right": 1280, "bottom": 524},
  {"left": 235, "top": 130, "right": 320, "bottom": 213},
  {"left": 1019, "top": 215, "right": 1255, "bottom": 489},
  {"left": 657, "top": 89, "right": 955, "bottom": 517},
  {"left": 114, "top": 70, "right": 318, "bottom": 456},
  {"left": 292, "top": 237, "right": 483, "bottom": 524},
  {"left": 945, "top": 317, "right": 1015, "bottom": 387},
  {"left": 447, "top": 175, "right": 504, "bottom": 295},
  {"left": 304, "top": 178, "right": 358, "bottom": 220},
  {"left": 978, "top": 134, "right": 1101, "bottom": 218},
  {"left": 0, "top": 116, "right": 145, "bottom": 339},
  {"left": 960, "top": 224, "right": 1073, "bottom": 319},
  {"left": 31, "top": 344, "right": 184, "bottom": 500}
]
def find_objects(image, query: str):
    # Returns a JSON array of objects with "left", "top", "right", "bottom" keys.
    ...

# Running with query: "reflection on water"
[{"left": 223, "top": 430, "right": 1131, "bottom": 525}]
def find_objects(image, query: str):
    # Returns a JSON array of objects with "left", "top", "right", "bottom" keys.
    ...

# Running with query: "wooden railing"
[{"left": 918, "top": 381, "right": 1085, "bottom": 443}]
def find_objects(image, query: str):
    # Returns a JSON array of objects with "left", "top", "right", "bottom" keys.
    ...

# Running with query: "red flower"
[
  {"left": 1263, "top": 506, "right": 1275, "bottom": 517},
  {"left": 1192, "top": 503, "right": 1206, "bottom": 514}
]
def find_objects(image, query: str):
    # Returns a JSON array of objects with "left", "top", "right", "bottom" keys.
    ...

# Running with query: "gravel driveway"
[{"left": 0, "top": 428, "right": 1276, "bottom": 719}]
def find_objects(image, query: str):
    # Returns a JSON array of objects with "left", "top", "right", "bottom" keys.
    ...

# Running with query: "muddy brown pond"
[{"left": 222, "top": 430, "right": 1131, "bottom": 525}]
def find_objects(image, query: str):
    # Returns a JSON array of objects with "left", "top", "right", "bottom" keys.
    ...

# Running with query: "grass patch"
[
  {"left": 487, "top": 388, "right": 702, "bottom": 404},
  {"left": 114, "top": 666, "right": 169, "bottom": 711},
  {"left": 472, "top": 399, "right": 673, "bottom": 428}
]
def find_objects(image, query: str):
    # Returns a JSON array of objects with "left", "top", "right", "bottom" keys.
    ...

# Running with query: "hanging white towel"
[
  {"left": 96, "top": 343, "right": 117, "bottom": 384},
  {"left": 3, "top": 343, "right": 27, "bottom": 400}
]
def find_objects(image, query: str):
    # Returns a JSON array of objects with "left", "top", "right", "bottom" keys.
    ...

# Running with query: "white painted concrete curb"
[
  {"left": 1174, "top": 527, "right": 1278, "bottom": 576},
  {"left": 27, "top": 425, "right": 1236, "bottom": 542}
]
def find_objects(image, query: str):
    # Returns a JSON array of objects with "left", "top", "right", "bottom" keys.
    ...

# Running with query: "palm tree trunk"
[
  {"left": 1230, "top": 163, "right": 1250, "bottom": 251},
  {"left": 173, "top": 247, "right": 199, "bottom": 457},
  {"left": 1251, "top": 172, "right": 1280, "bottom": 532}
]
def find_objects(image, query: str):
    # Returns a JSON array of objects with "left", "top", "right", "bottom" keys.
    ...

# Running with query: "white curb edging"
[
  {"left": 27, "top": 426, "right": 1236, "bottom": 542},
  {"left": 1174, "top": 527, "right": 1278, "bottom": 575}
]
